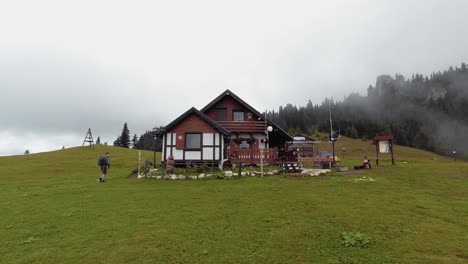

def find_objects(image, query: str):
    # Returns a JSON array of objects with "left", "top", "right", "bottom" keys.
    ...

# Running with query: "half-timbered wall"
[
  {"left": 162, "top": 113, "right": 224, "bottom": 163},
  {"left": 163, "top": 132, "right": 223, "bottom": 162}
]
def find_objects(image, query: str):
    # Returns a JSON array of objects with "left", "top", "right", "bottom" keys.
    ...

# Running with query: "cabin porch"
[{"left": 227, "top": 147, "right": 279, "bottom": 165}]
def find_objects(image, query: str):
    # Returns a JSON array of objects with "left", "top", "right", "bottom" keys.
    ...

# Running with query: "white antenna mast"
[
  {"left": 328, "top": 99, "right": 336, "bottom": 164},
  {"left": 328, "top": 99, "right": 333, "bottom": 139}
]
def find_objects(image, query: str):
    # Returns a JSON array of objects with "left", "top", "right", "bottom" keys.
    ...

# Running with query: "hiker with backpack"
[{"left": 97, "top": 152, "right": 111, "bottom": 183}]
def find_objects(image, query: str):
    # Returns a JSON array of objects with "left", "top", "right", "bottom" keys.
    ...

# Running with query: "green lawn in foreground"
[{"left": 0, "top": 143, "right": 467, "bottom": 264}]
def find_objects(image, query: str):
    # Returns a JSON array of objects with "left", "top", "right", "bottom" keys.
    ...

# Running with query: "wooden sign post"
[{"left": 373, "top": 135, "right": 394, "bottom": 165}]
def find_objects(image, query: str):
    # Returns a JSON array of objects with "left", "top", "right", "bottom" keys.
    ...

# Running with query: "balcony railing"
[
  {"left": 217, "top": 121, "right": 267, "bottom": 133},
  {"left": 227, "top": 148, "right": 278, "bottom": 164}
]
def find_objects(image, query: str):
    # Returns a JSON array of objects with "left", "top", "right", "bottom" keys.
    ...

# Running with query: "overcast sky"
[{"left": 1, "top": 0, "right": 467, "bottom": 156}]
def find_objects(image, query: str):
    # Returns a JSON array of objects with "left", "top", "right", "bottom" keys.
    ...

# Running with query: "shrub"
[{"left": 341, "top": 232, "right": 371, "bottom": 248}]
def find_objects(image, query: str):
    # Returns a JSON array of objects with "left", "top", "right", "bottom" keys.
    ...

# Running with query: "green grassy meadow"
[{"left": 1, "top": 141, "right": 467, "bottom": 264}]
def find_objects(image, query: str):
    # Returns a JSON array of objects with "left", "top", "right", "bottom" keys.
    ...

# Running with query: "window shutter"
[{"left": 176, "top": 133, "right": 184, "bottom": 150}]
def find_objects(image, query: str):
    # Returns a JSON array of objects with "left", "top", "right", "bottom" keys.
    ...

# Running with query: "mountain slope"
[{"left": 0, "top": 143, "right": 467, "bottom": 264}]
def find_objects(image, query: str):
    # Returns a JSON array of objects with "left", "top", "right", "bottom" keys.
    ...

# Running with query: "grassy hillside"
[
  {"left": 312, "top": 133, "right": 451, "bottom": 164},
  {"left": 0, "top": 145, "right": 156, "bottom": 185},
  {"left": 1, "top": 141, "right": 467, "bottom": 264}
]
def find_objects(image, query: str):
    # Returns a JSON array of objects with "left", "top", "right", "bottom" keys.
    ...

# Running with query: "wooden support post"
[
  {"left": 144, "top": 160, "right": 149, "bottom": 178},
  {"left": 260, "top": 148, "right": 264, "bottom": 177},
  {"left": 375, "top": 141, "right": 379, "bottom": 166},
  {"left": 390, "top": 140, "right": 395, "bottom": 165}
]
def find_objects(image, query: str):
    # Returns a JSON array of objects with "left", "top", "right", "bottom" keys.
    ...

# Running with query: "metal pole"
[
  {"left": 261, "top": 112, "right": 267, "bottom": 177},
  {"left": 332, "top": 140, "right": 335, "bottom": 166},
  {"left": 153, "top": 137, "right": 156, "bottom": 169},
  {"left": 328, "top": 100, "right": 333, "bottom": 138},
  {"left": 328, "top": 100, "right": 335, "bottom": 164},
  {"left": 138, "top": 150, "right": 141, "bottom": 176}
]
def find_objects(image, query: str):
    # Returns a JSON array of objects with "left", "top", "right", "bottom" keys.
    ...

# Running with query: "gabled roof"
[
  {"left": 200, "top": 89, "right": 264, "bottom": 119},
  {"left": 266, "top": 116, "right": 293, "bottom": 140},
  {"left": 163, "top": 107, "right": 230, "bottom": 136},
  {"left": 200, "top": 89, "right": 292, "bottom": 140}
]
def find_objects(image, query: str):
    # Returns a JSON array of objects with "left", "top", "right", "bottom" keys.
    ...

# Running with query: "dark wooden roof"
[
  {"left": 163, "top": 107, "right": 230, "bottom": 136},
  {"left": 266, "top": 117, "right": 293, "bottom": 141},
  {"left": 373, "top": 135, "right": 394, "bottom": 141},
  {"left": 200, "top": 89, "right": 292, "bottom": 140}
]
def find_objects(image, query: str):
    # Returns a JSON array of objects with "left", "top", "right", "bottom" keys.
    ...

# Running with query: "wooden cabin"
[{"left": 161, "top": 90, "right": 292, "bottom": 166}]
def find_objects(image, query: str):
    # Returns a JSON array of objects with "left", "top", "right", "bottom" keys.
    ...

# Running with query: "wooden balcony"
[
  {"left": 217, "top": 121, "right": 267, "bottom": 133},
  {"left": 227, "top": 148, "right": 279, "bottom": 165}
]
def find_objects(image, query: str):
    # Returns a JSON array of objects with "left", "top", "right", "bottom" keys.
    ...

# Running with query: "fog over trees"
[
  {"left": 268, "top": 63, "right": 468, "bottom": 158},
  {"left": 130, "top": 63, "right": 468, "bottom": 159}
]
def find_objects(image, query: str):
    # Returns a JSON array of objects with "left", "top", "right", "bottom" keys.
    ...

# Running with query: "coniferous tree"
[
  {"left": 268, "top": 62, "right": 468, "bottom": 159},
  {"left": 134, "top": 126, "right": 164, "bottom": 151},
  {"left": 119, "top": 122, "right": 131, "bottom": 148},
  {"left": 96, "top": 137, "right": 101, "bottom": 145},
  {"left": 345, "top": 126, "right": 359, "bottom": 138},
  {"left": 132, "top": 134, "right": 138, "bottom": 148},
  {"left": 113, "top": 136, "right": 122, "bottom": 147}
]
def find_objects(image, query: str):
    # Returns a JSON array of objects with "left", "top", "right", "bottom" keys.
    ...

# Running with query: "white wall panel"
[
  {"left": 185, "top": 151, "right": 201, "bottom": 160},
  {"left": 203, "top": 148, "right": 213, "bottom": 160},
  {"left": 172, "top": 149, "right": 184, "bottom": 160},
  {"left": 203, "top": 133, "right": 214, "bottom": 146},
  {"left": 166, "top": 133, "right": 175, "bottom": 145},
  {"left": 215, "top": 147, "right": 220, "bottom": 159},
  {"left": 254, "top": 133, "right": 267, "bottom": 149}
]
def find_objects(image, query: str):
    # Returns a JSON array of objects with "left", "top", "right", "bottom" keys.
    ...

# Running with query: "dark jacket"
[{"left": 101, "top": 156, "right": 110, "bottom": 168}]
